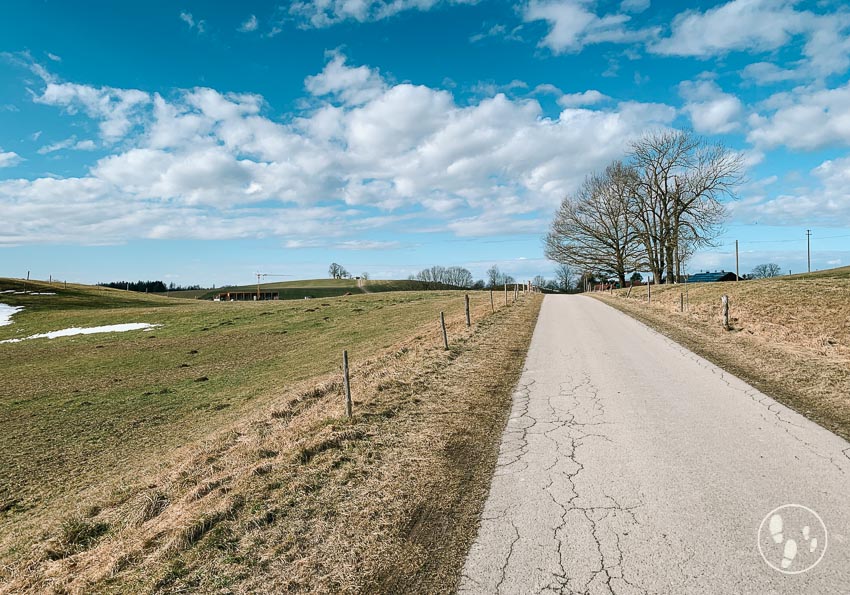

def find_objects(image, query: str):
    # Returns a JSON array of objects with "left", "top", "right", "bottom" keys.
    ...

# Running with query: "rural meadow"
[{"left": 2, "top": 1, "right": 850, "bottom": 593}]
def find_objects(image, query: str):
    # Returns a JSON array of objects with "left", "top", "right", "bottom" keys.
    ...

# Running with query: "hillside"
[
  {"left": 593, "top": 271, "right": 850, "bottom": 441},
  {"left": 158, "top": 279, "right": 457, "bottom": 301},
  {"left": 0, "top": 278, "right": 542, "bottom": 592}
]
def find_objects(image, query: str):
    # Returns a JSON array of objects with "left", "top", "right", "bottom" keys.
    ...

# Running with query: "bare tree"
[
  {"left": 533, "top": 274, "right": 546, "bottom": 288},
  {"left": 554, "top": 264, "right": 575, "bottom": 292},
  {"left": 444, "top": 266, "right": 474, "bottom": 288},
  {"left": 486, "top": 265, "right": 501, "bottom": 288},
  {"left": 629, "top": 130, "right": 743, "bottom": 284},
  {"left": 328, "top": 263, "right": 347, "bottom": 279},
  {"left": 360, "top": 272, "right": 369, "bottom": 280},
  {"left": 751, "top": 263, "right": 782, "bottom": 278},
  {"left": 545, "top": 161, "right": 641, "bottom": 286}
]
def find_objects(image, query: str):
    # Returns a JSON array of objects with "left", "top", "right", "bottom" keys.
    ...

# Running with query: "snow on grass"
[
  {"left": 0, "top": 323, "right": 160, "bottom": 344},
  {"left": 0, "top": 304, "right": 23, "bottom": 326}
]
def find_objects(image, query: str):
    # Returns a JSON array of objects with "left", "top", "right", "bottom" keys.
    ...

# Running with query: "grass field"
[
  {"left": 158, "top": 278, "right": 453, "bottom": 301},
  {"left": 0, "top": 277, "right": 541, "bottom": 592},
  {"left": 593, "top": 268, "right": 850, "bottom": 442}
]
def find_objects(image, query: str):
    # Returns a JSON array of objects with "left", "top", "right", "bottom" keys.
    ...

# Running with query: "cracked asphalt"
[{"left": 459, "top": 295, "right": 850, "bottom": 594}]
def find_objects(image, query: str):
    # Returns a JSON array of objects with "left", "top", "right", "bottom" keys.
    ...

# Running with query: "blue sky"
[{"left": 1, "top": 0, "right": 849, "bottom": 286}]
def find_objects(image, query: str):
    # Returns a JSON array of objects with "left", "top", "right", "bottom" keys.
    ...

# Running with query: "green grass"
[
  {"left": 786, "top": 265, "right": 850, "bottom": 280},
  {"left": 0, "top": 277, "right": 484, "bottom": 558}
]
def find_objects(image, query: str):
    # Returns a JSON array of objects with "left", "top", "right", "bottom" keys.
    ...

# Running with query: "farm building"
[{"left": 685, "top": 271, "right": 738, "bottom": 283}]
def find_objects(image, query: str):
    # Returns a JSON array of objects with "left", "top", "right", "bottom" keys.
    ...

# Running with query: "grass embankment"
[
  {"left": 162, "top": 279, "right": 452, "bottom": 301},
  {"left": 593, "top": 268, "right": 850, "bottom": 441},
  {"left": 0, "top": 278, "right": 542, "bottom": 593}
]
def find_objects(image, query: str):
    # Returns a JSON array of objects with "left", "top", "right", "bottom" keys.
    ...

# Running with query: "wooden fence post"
[
  {"left": 465, "top": 294, "right": 471, "bottom": 327},
  {"left": 490, "top": 289, "right": 494, "bottom": 312},
  {"left": 648, "top": 281, "right": 652, "bottom": 304},
  {"left": 721, "top": 295, "right": 730, "bottom": 330},
  {"left": 343, "top": 350, "right": 352, "bottom": 419},
  {"left": 504, "top": 284, "right": 508, "bottom": 306},
  {"left": 440, "top": 311, "right": 449, "bottom": 350},
  {"left": 680, "top": 293, "right": 684, "bottom": 312}
]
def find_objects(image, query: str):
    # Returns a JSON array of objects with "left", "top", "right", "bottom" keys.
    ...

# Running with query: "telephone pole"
[
  {"left": 806, "top": 229, "right": 812, "bottom": 273},
  {"left": 735, "top": 240, "right": 741, "bottom": 281}
]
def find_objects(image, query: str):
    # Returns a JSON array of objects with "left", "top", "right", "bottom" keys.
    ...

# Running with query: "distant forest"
[{"left": 97, "top": 280, "right": 206, "bottom": 292}]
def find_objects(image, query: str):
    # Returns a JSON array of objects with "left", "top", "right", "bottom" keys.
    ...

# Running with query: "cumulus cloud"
[
  {"left": 655, "top": 0, "right": 850, "bottom": 82},
  {"left": 557, "top": 89, "right": 608, "bottom": 107},
  {"left": 35, "top": 82, "right": 150, "bottom": 142},
  {"left": 523, "top": 0, "right": 658, "bottom": 54},
  {"left": 679, "top": 79, "right": 744, "bottom": 134},
  {"left": 747, "top": 81, "right": 850, "bottom": 149},
  {"left": 0, "top": 150, "right": 21, "bottom": 168},
  {"left": 2, "top": 55, "right": 677, "bottom": 245}
]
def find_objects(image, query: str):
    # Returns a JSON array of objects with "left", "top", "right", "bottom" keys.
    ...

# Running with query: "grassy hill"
[
  {"left": 593, "top": 268, "right": 850, "bottom": 442},
  {"left": 0, "top": 277, "right": 542, "bottom": 592},
  {"left": 158, "top": 279, "right": 457, "bottom": 301}
]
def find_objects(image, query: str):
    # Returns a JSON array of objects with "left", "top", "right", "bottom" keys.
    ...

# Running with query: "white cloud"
[
  {"left": 524, "top": 0, "right": 657, "bottom": 54},
  {"left": 37, "top": 136, "right": 98, "bottom": 154},
  {"left": 335, "top": 240, "right": 401, "bottom": 250},
  {"left": 46, "top": 52, "right": 61, "bottom": 62},
  {"left": 3, "top": 55, "right": 677, "bottom": 245},
  {"left": 654, "top": 0, "right": 850, "bottom": 82},
  {"left": 747, "top": 81, "right": 850, "bottom": 149},
  {"left": 0, "top": 150, "right": 22, "bottom": 168},
  {"left": 35, "top": 82, "right": 150, "bottom": 142},
  {"left": 238, "top": 14, "right": 259, "bottom": 32},
  {"left": 557, "top": 89, "right": 608, "bottom": 107},
  {"left": 179, "top": 11, "right": 206, "bottom": 33},
  {"left": 679, "top": 79, "right": 744, "bottom": 134},
  {"left": 305, "top": 53, "right": 386, "bottom": 106},
  {"left": 288, "top": 0, "right": 473, "bottom": 28},
  {"left": 620, "top": 0, "right": 649, "bottom": 13},
  {"left": 730, "top": 155, "right": 850, "bottom": 226}
]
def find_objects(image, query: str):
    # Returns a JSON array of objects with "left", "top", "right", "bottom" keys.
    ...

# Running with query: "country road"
[{"left": 460, "top": 295, "right": 850, "bottom": 594}]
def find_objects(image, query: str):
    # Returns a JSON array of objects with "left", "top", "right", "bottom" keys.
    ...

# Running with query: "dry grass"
[
  {"left": 1, "top": 279, "right": 542, "bottom": 593},
  {"left": 594, "top": 274, "right": 850, "bottom": 441}
]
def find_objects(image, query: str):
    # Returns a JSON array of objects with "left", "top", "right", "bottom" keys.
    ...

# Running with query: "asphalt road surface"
[{"left": 460, "top": 295, "right": 850, "bottom": 594}]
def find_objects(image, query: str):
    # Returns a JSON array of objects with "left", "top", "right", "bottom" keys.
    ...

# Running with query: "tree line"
[
  {"left": 98, "top": 280, "right": 204, "bottom": 292},
  {"left": 545, "top": 129, "right": 743, "bottom": 286}
]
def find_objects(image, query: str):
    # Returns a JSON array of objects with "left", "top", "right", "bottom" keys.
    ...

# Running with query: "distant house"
[{"left": 685, "top": 271, "right": 738, "bottom": 283}]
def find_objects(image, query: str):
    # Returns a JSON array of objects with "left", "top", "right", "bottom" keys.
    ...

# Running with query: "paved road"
[{"left": 460, "top": 295, "right": 850, "bottom": 594}]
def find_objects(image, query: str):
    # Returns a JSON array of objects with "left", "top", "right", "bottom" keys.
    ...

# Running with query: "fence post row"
[{"left": 343, "top": 350, "right": 353, "bottom": 419}]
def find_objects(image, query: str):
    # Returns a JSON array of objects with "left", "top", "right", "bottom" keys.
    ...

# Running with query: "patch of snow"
[
  {"left": 0, "top": 323, "right": 160, "bottom": 344},
  {"left": 0, "top": 304, "right": 23, "bottom": 326},
  {"left": 29, "top": 292, "right": 57, "bottom": 295}
]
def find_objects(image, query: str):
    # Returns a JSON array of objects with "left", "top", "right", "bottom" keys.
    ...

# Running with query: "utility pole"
[
  {"left": 806, "top": 229, "right": 812, "bottom": 273},
  {"left": 735, "top": 240, "right": 741, "bottom": 281}
]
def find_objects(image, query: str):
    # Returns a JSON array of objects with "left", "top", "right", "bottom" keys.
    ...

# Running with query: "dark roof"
[{"left": 686, "top": 271, "right": 738, "bottom": 283}]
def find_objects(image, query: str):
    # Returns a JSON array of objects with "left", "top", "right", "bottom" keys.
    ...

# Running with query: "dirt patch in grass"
[
  {"left": 1, "top": 291, "right": 542, "bottom": 593},
  {"left": 593, "top": 277, "right": 850, "bottom": 442}
]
